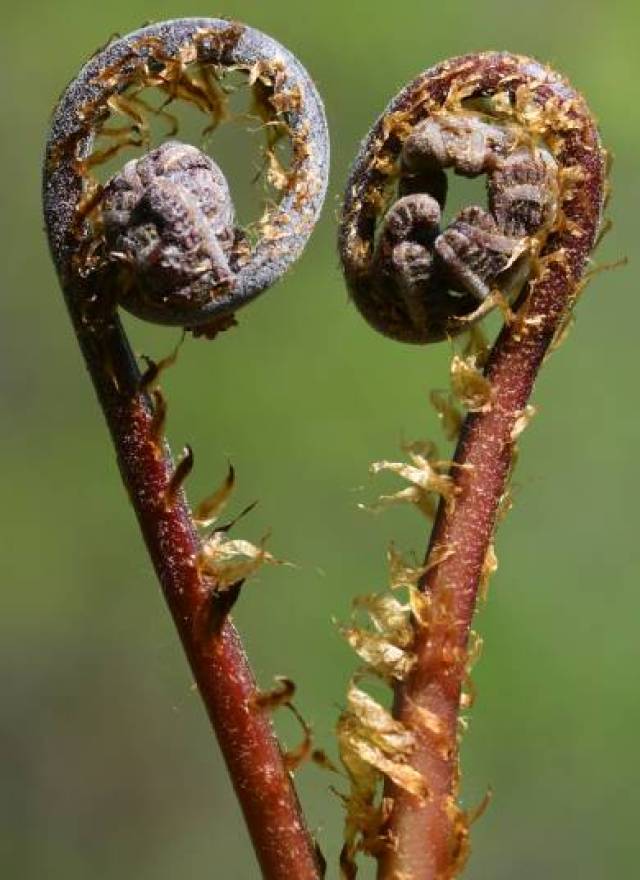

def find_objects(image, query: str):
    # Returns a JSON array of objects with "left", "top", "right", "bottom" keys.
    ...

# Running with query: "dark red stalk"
[
  {"left": 43, "top": 19, "right": 328, "bottom": 880},
  {"left": 380, "top": 57, "right": 605, "bottom": 880},
  {"left": 80, "top": 315, "right": 322, "bottom": 880},
  {"left": 340, "top": 52, "right": 605, "bottom": 879}
]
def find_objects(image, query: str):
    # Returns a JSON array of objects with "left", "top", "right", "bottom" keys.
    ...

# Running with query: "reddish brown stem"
[
  {"left": 43, "top": 21, "right": 329, "bottom": 879},
  {"left": 77, "top": 314, "right": 321, "bottom": 880},
  {"left": 369, "top": 55, "right": 605, "bottom": 879}
]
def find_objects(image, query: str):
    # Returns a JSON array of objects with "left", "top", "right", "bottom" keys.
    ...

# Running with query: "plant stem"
[
  {"left": 43, "top": 20, "right": 329, "bottom": 878},
  {"left": 76, "top": 313, "right": 322, "bottom": 880},
  {"left": 375, "top": 59, "right": 605, "bottom": 880}
]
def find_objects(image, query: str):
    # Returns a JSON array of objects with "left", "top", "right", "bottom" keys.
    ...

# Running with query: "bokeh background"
[{"left": 2, "top": 0, "right": 639, "bottom": 877}]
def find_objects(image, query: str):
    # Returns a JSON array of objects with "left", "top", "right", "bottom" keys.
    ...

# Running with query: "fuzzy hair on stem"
[
  {"left": 339, "top": 51, "right": 605, "bottom": 880},
  {"left": 43, "top": 18, "right": 328, "bottom": 880}
]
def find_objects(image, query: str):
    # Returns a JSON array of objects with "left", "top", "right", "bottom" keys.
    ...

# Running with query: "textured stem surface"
[
  {"left": 339, "top": 54, "right": 606, "bottom": 880},
  {"left": 72, "top": 314, "right": 322, "bottom": 880},
  {"left": 43, "top": 18, "right": 328, "bottom": 880}
]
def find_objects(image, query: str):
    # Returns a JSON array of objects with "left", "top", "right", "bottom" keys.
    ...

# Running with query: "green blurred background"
[{"left": 2, "top": 0, "right": 638, "bottom": 876}]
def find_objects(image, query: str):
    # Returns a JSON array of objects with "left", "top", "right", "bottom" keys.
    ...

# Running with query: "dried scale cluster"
[
  {"left": 43, "top": 18, "right": 328, "bottom": 880},
  {"left": 338, "top": 52, "right": 606, "bottom": 879}
]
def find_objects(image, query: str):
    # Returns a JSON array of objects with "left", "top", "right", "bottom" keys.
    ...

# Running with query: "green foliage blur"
[{"left": 1, "top": 0, "right": 638, "bottom": 876}]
